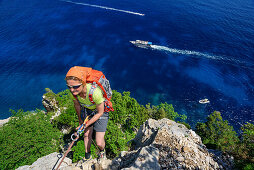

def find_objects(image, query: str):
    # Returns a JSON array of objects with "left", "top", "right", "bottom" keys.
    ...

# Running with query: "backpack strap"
[
  {"left": 88, "top": 82, "right": 97, "bottom": 104},
  {"left": 73, "top": 94, "right": 95, "bottom": 107},
  {"left": 82, "top": 82, "right": 114, "bottom": 112}
]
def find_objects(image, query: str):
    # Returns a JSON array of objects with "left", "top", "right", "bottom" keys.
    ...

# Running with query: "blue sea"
[{"left": 0, "top": 0, "right": 253, "bottom": 130}]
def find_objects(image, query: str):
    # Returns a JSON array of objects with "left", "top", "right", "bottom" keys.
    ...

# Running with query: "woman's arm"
[
  {"left": 73, "top": 99, "right": 83, "bottom": 125},
  {"left": 85, "top": 101, "right": 104, "bottom": 127}
]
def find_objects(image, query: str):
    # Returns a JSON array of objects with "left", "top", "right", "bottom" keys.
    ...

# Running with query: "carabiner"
[
  {"left": 70, "top": 116, "right": 90, "bottom": 141},
  {"left": 71, "top": 133, "right": 79, "bottom": 141}
]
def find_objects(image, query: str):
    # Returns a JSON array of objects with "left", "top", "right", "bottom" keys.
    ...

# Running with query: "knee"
[
  {"left": 84, "top": 131, "right": 91, "bottom": 138},
  {"left": 96, "top": 139, "right": 105, "bottom": 148},
  {"left": 84, "top": 133, "right": 89, "bottom": 138}
]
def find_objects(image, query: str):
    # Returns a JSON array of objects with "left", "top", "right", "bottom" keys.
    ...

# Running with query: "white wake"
[
  {"left": 60, "top": 0, "right": 145, "bottom": 16},
  {"left": 151, "top": 45, "right": 222, "bottom": 60},
  {"left": 150, "top": 45, "right": 253, "bottom": 70}
]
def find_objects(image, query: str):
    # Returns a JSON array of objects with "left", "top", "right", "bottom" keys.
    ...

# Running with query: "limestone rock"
[
  {"left": 120, "top": 146, "right": 160, "bottom": 170},
  {"left": 0, "top": 117, "right": 10, "bottom": 127},
  {"left": 42, "top": 90, "right": 67, "bottom": 124},
  {"left": 110, "top": 118, "right": 234, "bottom": 169},
  {"left": 16, "top": 152, "right": 72, "bottom": 170},
  {"left": 42, "top": 93, "right": 59, "bottom": 113}
]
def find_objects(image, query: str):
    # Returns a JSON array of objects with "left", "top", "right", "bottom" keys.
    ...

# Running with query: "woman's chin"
[{"left": 72, "top": 92, "right": 79, "bottom": 96}]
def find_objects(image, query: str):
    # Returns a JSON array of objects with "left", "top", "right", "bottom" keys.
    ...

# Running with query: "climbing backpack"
[{"left": 66, "top": 66, "right": 114, "bottom": 112}]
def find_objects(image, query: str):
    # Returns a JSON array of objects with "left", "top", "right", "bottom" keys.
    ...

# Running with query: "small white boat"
[
  {"left": 199, "top": 98, "right": 210, "bottom": 104},
  {"left": 130, "top": 40, "right": 152, "bottom": 47}
]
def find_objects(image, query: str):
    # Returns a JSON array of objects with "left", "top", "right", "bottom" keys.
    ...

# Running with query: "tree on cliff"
[
  {"left": 195, "top": 111, "right": 239, "bottom": 152},
  {"left": 195, "top": 111, "right": 254, "bottom": 169}
]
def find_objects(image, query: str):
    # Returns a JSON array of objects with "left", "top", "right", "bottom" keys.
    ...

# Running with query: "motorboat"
[
  {"left": 199, "top": 98, "right": 210, "bottom": 104},
  {"left": 130, "top": 40, "right": 152, "bottom": 47}
]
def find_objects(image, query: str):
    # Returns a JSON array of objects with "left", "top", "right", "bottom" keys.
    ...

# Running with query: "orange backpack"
[{"left": 66, "top": 66, "right": 114, "bottom": 112}]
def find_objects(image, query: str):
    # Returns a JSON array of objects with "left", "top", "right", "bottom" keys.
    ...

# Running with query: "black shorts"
[{"left": 81, "top": 107, "right": 109, "bottom": 132}]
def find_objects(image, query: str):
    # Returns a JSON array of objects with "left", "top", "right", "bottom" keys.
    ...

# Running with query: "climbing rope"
[{"left": 55, "top": 116, "right": 89, "bottom": 170}]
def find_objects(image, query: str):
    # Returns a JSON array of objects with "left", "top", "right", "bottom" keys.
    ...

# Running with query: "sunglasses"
[{"left": 66, "top": 84, "right": 82, "bottom": 89}]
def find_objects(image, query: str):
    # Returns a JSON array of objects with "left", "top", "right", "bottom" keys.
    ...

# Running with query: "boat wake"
[
  {"left": 60, "top": 0, "right": 145, "bottom": 16},
  {"left": 150, "top": 45, "right": 254, "bottom": 70}
]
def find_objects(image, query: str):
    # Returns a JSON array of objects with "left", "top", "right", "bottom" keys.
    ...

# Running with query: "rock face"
[
  {"left": 42, "top": 90, "right": 66, "bottom": 122},
  {"left": 42, "top": 93, "right": 59, "bottom": 113},
  {"left": 16, "top": 152, "right": 72, "bottom": 170},
  {"left": 17, "top": 118, "right": 234, "bottom": 170},
  {"left": 110, "top": 118, "right": 234, "bottom": 170}
]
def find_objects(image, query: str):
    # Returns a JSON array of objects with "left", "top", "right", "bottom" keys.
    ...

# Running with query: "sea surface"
[{"left": 0, "top": 0, "right": 253, "bottom": 130}]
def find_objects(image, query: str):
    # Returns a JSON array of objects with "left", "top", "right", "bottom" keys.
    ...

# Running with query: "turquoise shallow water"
[{"left": 0, "top": 0, "right": 253, "bottom": 129}]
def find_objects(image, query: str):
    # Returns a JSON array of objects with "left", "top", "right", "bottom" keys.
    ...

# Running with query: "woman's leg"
[
  {"left": 84, "top": 126, "right": 93, "bottom": 153},
  {"left": 96, "top": 131, "right": 107, "bottom": 159},
  {"left": 94, "top": 112, "right": 109, "bottom": 158},
  {"left": 95, "top": 131, "right": 106, "bottom": 150}
]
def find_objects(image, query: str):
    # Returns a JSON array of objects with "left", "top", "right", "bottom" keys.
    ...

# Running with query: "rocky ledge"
[
  {"left": 17, "top": 118, "right": 234, "bottom": 170},
  {"left": 0, "top": 117, "right": 10, "bottom": 127}
]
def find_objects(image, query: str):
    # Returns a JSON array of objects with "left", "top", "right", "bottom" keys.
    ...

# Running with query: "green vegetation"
[
  {"left": 44, "top": 88, "right": 77, "bottom": 128},
  {"left": 234, "top": 122, "right": 254, "bottom": 169},
  {"left": 241, "top": 122, "right": 254, "bottom": 159},
  {"left": 195, "top": 111, "right": 254, "bottom": 169},
  {"left": 0, "top": 109, "right": 62, "bottom": 170},
  {"left": 0, "top": 89, "right": 188, "bottom": 169},
  {"left": 195, "top": 111, "right": 239, "bottom": 152},
  {"left": 2, "top": 87, "right": 253, "bottom": 169}
]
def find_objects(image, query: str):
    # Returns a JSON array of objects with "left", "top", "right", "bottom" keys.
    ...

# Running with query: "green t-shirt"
[{"left": 70, "top": 83, "right": 105, "bottom": 110}]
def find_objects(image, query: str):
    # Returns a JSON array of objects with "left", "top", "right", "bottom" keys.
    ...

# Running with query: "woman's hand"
[
  {"left": 84, "top": 103, "right": 104, "bottom": 127},
  {"left": 79, "top": 120, "right": 83, "bottom": 125},
  {"left": 76, "top": 124, "right": 84, "bottom": 131}
]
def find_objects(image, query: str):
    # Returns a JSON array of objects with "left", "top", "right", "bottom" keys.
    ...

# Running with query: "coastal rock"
[
  {"left": 42, "top": 92, "right": 59, "bottom": 113},
  {"left": 16, "top": 152, "right": 72, "bottom": 170},
  {"left": 111, "top": 145, "right": 160, "bottom": 170},
  {"left": 42, "top": 90, "right": 71, "bottom": 135},
  {"left": 0, "top": 117, "right": 10, "bottom": 127},
  {"left": 42, "top": 89, "right": 67, "bottom": 122}
]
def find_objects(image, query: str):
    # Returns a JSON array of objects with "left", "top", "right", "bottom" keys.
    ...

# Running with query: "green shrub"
[
  {"left": 146, "top": 102, "right": 187, "bottom": 121},
  {"left": 234, "top": 122, "right": 254, "bottom": 168},
  {"left": 72, "top": 139, "right": 86, "bottom": 162},
  {"left": 157, "top": 102, "right": 186, "bottom": 121},
  {"left": 105, "top": 119, "right": 135, "bottom": 158},
  {"left": 71, "top": 137, "right": 98, "bottom": 162},
  {"left": 0, "top": 109, "right": 62, "bottom": 169},
  {"left": 195, "top": 111, "right": 239, "bottom": 152},
  {"left": 110, "top": 91, "right": 149, "bottom": 130},
  {"left": 241, "top": 122, "right": 254, "bottom": 159},
  {"left": 243, "top": 163, "right": 254, "bottom": 170},
  {"left": 105, "top": 90, "right": 145, "bottom": 158},
  {"left": 177, "top": 121, "right": 191, "bottom": 129},
  {"left": 44, "top": 89, "right": 78, "bottom": 128},
  {"left": 195, "top": 112, "right": 254, "bottom": 168}
]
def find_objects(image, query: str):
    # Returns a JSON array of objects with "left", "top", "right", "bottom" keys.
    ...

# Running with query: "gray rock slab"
[{"left": 16, "top": 152, "right": 72, "bottom": 170}]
